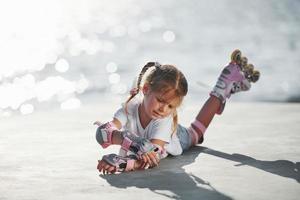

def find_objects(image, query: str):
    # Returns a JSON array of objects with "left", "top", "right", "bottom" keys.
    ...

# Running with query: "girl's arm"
[{"left": 97, "top": 139, "right": 166, "bottom": 174}]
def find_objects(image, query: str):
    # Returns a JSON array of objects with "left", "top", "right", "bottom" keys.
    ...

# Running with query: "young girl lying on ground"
[{"left": 94, "top": 50, "right": 260, "bottom": 174}]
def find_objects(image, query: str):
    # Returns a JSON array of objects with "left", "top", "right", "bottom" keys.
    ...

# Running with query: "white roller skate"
[{"left": 210, "top": 49, "right": 260, "bottom": 114}]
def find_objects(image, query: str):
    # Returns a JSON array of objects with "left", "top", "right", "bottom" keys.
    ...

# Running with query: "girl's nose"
[{"left": 158, "top": 104, "right": 167, "bottom": 113}]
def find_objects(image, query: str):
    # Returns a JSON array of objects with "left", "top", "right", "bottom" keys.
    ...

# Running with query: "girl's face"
[{"left": 142, "top": 84, "right": 181, "bottom": 120}]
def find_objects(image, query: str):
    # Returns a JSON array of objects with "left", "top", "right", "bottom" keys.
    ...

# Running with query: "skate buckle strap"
[
  {"left": 210, "top": 91, "right": 226, "bottom": 103},
  {"left": 106, "top": 122, "right": 118, "bottom": 134},
  {"left": 96, "top": 121, "right": 118, "bottom": 148},
  {"left": 125, "top": 159, "right": 135, "bottom": 171},
  {"left": 121, "top": 137, "right": 133, "bottom": 151},
  {"left": 192, "top": 120, "right": 207, "bottom": 135}
]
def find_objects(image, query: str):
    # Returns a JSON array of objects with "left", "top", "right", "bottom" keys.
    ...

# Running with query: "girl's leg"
[
  {"left": 194, "top": 95, "right": 221, "bottom": 129},
  {"left": 183, "top": 50, "right": 260, "bottom": 149},
  {"left": 180, "top": 95, "right": 221, "bottom": 149}
]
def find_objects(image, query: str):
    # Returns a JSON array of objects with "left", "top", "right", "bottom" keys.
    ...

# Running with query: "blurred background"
[{"left": 0, "top": 0, "right": 299, "bottom": 118}]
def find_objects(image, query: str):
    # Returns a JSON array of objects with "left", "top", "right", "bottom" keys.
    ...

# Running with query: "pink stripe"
[
  {"left": 121, "top": 137, "right": 132, "bottom": 151},
  {"left": 125, "top": 159, "right": 135, "bottom": 171},
  {"left": 188, "top": 126, "right": 199, "bottom": 146},
  {"left": 192, "top": 120, "right": 206, "bottom": 135}
]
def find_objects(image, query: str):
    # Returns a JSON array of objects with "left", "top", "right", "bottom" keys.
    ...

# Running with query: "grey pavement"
[{"left": 0, "top": 101, "right": 299, "bottom": 200}]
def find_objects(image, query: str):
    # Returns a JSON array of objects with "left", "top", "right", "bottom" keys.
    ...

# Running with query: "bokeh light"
[
  {"left": 60, "top": 98, "right": 81, "bottom": 110},
  {"left": 108, "top": 73, "right": 120, "bottom": 84},
  {"left": 55, "top": 58, "right": 69, "bottom": 73},
  {"left": 106, "top": 62, "right": 118, "bottom": 73},
  {"left": 0, "top": 0, "right": 299, "bottom": 117},
  {"left": 163, "top": 30, "right": 176, "bottom": 43},
  {"left": 111, "top": 84, "right": 127, "bottom": 94},
  {"left": 20, "top": 104, "right": 34, "bottom": 115}
]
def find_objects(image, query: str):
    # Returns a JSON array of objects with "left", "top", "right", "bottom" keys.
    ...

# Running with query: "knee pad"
[{"left": 189, "top": 120, "right": 207, "bottom": 145}]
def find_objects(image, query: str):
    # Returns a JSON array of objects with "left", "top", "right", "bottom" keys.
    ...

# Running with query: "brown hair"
[{"left": 125, "top": 62, "right": 188, "bottom": 133}]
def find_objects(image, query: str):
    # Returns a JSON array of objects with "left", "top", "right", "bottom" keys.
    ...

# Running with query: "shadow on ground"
[
  {"left": 201, "top": 147, "right": 300, "bottom": 183},
  {"left": 100, "top": 146, "right": 232, "bottom": 200},
  {"left": 99, "top": 146, "right": 300, "bottom": 200}
]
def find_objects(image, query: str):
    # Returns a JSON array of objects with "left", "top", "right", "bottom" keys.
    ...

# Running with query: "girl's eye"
[
  {"left": 156, "top": 98, "right": 163, "bottom": 102},
  {"left": 168, "top": 105, "right": 173, "bottom": 109}
]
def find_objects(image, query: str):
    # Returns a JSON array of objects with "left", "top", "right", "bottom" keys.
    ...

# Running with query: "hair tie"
[
  {"left": 154, "top": 62, "right": 161, "bottom": 68},
  {"left": 129, "top": 87, "right": 139, "bottom": 95}
]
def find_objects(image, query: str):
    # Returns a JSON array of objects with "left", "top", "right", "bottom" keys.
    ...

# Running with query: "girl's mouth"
[{"left": 153, "top": 111, "right": 162, "bottom": 118}]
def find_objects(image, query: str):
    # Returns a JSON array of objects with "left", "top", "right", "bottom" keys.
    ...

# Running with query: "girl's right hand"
[{"left": 140, "top": 151, "right": 160, "bottom": 169}]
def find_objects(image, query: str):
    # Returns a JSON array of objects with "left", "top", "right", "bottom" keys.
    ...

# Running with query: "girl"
[{"left": 95, "top": 49, "right": 260, "bottom": 174}]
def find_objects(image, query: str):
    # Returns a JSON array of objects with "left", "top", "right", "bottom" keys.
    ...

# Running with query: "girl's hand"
[
  {"left": 140, "top": 151, "right": 160, "bottom": 169},
  {"left": 97, "top": 159, "right": 116, "bottom": 174}
]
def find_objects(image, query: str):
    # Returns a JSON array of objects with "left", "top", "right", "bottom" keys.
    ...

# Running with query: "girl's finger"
[
  {"left": 108, "top": 166, "right": 115, "bottom": 173},
  {"left": 140, "top": 162, "right": 146, "bottom": 169},
  {"left": 104, "top": 164, "right": 110, "bottom": 170},
  {"left": 99, "top": 166, "right": 104, "bottom": 172},
  {"left": 142, "top": 155, "right": 147, "bottom": 163},
  {"left": 154, "top": 152, "right": 160, "bottom": 163},
  {"left": 98, "top": 163, "right": 103, "bottom": 171},
  {"left": 149, "top": 153, "right": 158, "bottom": 166},
  {"left": 153, "top": 152, "right": 160, "bottom": 164},
  {"left": 145, "top": 154, "right": 153, "bottom": 167}
]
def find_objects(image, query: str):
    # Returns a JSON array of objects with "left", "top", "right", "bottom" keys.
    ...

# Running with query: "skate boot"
[{"left": 210, "top": 49, "right": 260, "bottom": 114}]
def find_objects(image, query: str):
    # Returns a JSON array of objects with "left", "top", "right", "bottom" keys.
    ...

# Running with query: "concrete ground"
[{"left": 0, "top": 100, "right": 299, "bottom": 200}]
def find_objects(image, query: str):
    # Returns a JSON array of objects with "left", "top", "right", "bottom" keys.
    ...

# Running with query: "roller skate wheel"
[
  {"left": 244, "top": 63, "right": 254, "bottom": 74},
  {"left": 231, "top": 49, "right": 242, "bottom": 64},
  {"left": 251, "top": 70, "right": 260, "bottom": 83},
  {"left": 246, "top": 64, "right": 254, "bottom": 71},
  {"left": 241, "top": 57, "right": 248, "bottom": 68}
]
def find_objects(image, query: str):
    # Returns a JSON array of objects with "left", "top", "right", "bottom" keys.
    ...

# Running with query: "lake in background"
[{"left": 0, "top": 0, "right": 299, "bottom": 117}]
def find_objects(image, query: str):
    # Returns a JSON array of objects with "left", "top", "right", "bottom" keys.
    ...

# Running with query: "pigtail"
[
  {"left": 125, "top": 62, "right": 156, "bottom": 114},
  {"left": 171, "top": 110, "right": 178, "bottom": 136}
]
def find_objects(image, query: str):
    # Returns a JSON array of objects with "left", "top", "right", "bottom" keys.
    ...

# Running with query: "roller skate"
[{"left": 210, "top": 49, "right": 260, "bottom": 114}]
